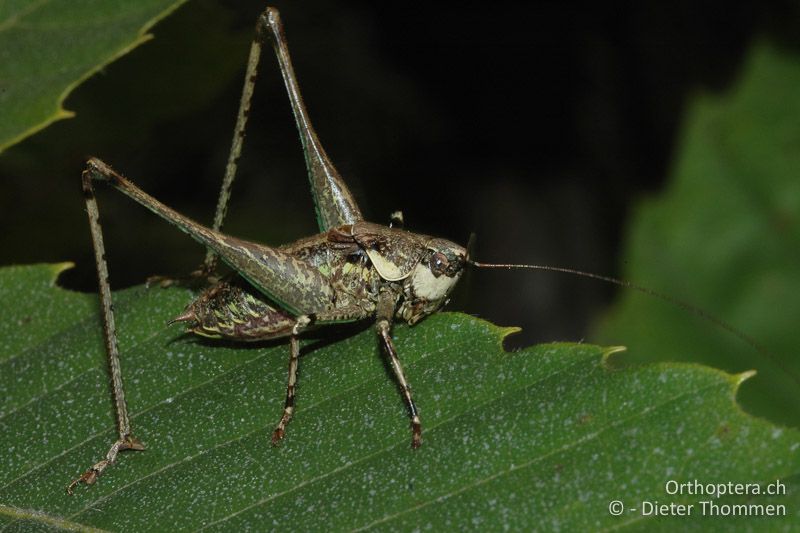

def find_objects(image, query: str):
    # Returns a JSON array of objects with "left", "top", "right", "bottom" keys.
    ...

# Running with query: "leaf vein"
[
  {"left": 0, "top": 0, "right": 51, "bottom": 34},
  {"left": 68, "top": 341, "right": 453, "bottom": 519},
  {"left": 190, "top": 350, "right": 599, "bottom": 531},
  {"left": 0, "top": 502, "right": 110, "bottom": 533},
  {"left": 352, "top": 381, "right": 726, "bottom": 531},
  {"left": 0, "top": 331, "right": 264, "bottom": 494}
]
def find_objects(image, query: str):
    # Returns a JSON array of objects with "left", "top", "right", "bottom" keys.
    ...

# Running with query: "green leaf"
[
  {"left": 0, "top": 0, "right": 189, "bottom": 154},
  {"left": 1, "top": 264, "right": 798, "bottom": 530},
  {"left": 594, "top": 42, "right": 800, "bottom": 428}
]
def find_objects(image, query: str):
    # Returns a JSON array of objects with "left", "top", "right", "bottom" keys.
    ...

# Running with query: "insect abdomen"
[{"left": 172, "top": 278, "right": 295, "bottom": 341}]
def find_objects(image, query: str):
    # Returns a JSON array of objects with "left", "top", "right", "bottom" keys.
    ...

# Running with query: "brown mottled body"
[
  {"left": 177, "top": 221, "right": 462, "bottom": 341},
  {"left": 70, "top": 7, "right": 467, "bottom": 494}
]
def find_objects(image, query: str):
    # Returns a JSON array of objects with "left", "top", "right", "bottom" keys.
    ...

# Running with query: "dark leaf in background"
[
  {"left": 596, "top": 43, "right": 800, "bottom": 428},
  {"left": 0, "top": 0, "right": 189, "bottom": 152}
]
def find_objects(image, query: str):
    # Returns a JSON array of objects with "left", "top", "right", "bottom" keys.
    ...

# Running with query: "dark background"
[{"left": 1, "top": 0, "right": 796, "bottom": 346}]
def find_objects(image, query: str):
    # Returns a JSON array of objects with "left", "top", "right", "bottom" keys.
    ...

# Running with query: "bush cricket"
[
  {"left": 71, "top": 6, "right": 471, "bottom": 494},
  {"left": 69, "top": 6, "right": 765, "bottom": 495}
]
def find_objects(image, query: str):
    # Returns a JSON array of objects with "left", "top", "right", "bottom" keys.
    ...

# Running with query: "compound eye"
[{"left": 430, "top": 252, "right": 449, "bottom": 277}]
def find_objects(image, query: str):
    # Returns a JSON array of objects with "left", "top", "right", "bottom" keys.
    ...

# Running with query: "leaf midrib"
[
  {"left": 0, "top": 0, "right": 51, "bottom": 34},
  {"left": 0, "top": 502, "right": 110, "bottom": 533}
]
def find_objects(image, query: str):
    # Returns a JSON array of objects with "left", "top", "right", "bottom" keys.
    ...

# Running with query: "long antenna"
[{"left": 468, "top": 260, "right": 798, "bottom": 385}]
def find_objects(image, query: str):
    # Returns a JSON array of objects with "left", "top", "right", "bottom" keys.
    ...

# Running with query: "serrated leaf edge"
[{"left": 0, "top": 1, "right": 190, "bottom": 154}]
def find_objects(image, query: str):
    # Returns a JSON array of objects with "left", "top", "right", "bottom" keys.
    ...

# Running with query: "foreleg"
[
  {"left": 375, "top": 290, "right": 421, "bottom": 448},
  {"left": 271, "top": 317, "right": 310, "bottom": 444}
]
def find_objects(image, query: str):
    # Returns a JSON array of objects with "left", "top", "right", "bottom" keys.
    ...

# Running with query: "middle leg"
[
  {"left": 376, "top": 319, "right": 422, "bottom": 449},
  {"left": 375, "top": 289, "right": 421, "bottom": 448},
  {"left": 272, "top": 335, "right": 300, "bottom": 445},
  {"left": 271, "top": 316, "right": 310, "bottom": 444}
]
